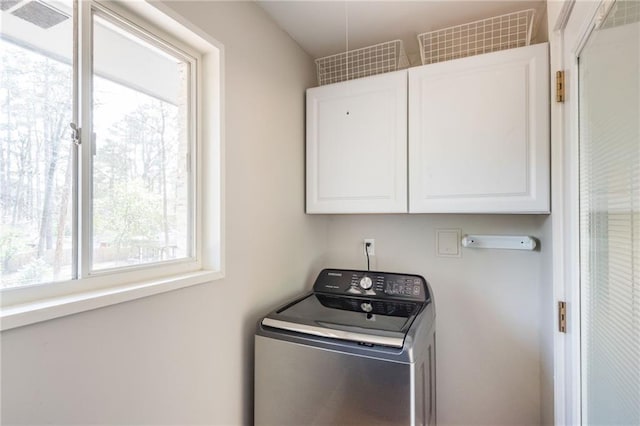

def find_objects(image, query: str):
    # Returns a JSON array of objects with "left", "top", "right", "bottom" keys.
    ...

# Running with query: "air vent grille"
[
  {"left": 10, "top": 1, "right": 69, "bottom": 29},
  {"left": 0, "top": 0, "right": 21, "bottom": 11}
]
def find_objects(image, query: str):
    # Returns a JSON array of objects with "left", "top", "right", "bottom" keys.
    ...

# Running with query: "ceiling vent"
[
  {"left": 1, "top": 0, "right": 21, "bottom": 11},
  {"left": 10, "top": 1, "right": 69, "bottom": 29}
]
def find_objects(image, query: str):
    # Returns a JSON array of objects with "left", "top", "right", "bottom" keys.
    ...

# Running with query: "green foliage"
[
  {"left": 17, "top": 257, "right": 52, "bottom": 285},
  {"left": 0, "top": 226, "right": 27, "bottom": 272},
  {"left": 2, "top": 38, "right": 185, "bottom": 281},
  {"left": 94, "top": 179, "right": 163, "bottom": 246}
]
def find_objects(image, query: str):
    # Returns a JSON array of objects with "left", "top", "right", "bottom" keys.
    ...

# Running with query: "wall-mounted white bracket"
[{"left": 461, "top": 234, "right": 537, "bottom": 250}]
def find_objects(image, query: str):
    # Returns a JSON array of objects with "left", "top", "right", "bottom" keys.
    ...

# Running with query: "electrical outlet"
[{"left": 364, "top": 238, "right": 375, "bottom": 256}]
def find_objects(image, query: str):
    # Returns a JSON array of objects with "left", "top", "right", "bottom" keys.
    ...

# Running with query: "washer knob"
[
  {"left": 360, "top": 302, "right": 373, "bottom": 313},
  {"left": 359, "top": 276, "right": 373, "bottom": 290}
]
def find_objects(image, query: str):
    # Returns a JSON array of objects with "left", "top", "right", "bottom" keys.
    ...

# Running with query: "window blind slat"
[{"left": 578, "top": 8, "right": 640, "bottom": 424}]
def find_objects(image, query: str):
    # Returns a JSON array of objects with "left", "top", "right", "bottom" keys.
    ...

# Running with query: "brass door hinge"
[
  {"left": 556, "top": 71, "right": 565, "bottom": 103},
  {"left": 558, "top": 301, "right": 567, "bottom": 333}
]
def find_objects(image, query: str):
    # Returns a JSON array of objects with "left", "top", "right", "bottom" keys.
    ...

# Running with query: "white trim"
[
  {"left": 551, "top": 1, "right": 603, "bottom": 424},
  {"left": 550, "top": 25, "right": 569, "bottom": 426},
  {"left": 85, "top": 1, "right": 201, "bottom": 276},
  {"left": 553, "top": 0, "right": 576, "bottom": 32},
  {"left": 119, "top": 0, "right": 226, "bottom": 275},
  {"left": 98, "top": 0, "right": 208, "bottom": 59},
  {"left": 201, "top": 48, "right": 225, "bottom": 273},
  {"left": 72, "top": 0, "right": 80, "bottom": 280},
  {"left": 0, "top": 270, "right": 222, "bottom": 331},
  {"left": 123, "top": 1, "right": 225, "bottom": 54},
  {"left": 79, "top": 0, "right": 93, "bottom": 278}
]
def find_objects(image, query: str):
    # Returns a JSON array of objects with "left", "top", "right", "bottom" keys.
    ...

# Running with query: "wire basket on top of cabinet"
[
  {"left": 417, "top": 9, "right": 536, "bottom": 65},
  {"left": 315, "top": 40, "right": 410, "bottom": 86},
  {"left": 599, "top": 0, "right": 640, "bottom": 29}
]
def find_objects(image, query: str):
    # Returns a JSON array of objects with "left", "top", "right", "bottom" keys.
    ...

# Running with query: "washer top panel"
[{"left": 313, "top": 269, "right": 429, "bottom": 302}]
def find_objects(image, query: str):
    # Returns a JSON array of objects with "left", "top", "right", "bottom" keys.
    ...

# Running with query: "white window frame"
[
  {"left": 81, "top": 2, "right": 199, "bottom": 277},
  {"left": 0, "top": 0, "right": 224, "bottom": 330}
]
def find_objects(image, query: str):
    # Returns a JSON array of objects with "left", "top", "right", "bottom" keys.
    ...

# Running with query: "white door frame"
[{"left": 550, "top": 1, "right": 615, "bottom": 424}]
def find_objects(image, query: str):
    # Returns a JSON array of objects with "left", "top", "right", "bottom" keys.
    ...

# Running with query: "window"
[
  {"left": 1, "top": 0, "right": 75, "bottom": 288},
  {"left": 91, "top": 10, "right": 194, "bottom": 272},
  {"left": 1, "top": 0, "right": 220, "bottom": 314}
]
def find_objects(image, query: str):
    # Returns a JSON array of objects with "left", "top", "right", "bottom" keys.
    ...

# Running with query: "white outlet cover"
[
  {"left": 436, "top": 229, "right": 461, "bottom": 257},
  {"left": 364, "top": 238, "right": 375, "bottom": 256}
]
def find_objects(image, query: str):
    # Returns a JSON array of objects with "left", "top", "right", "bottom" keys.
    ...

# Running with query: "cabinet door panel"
[
  {"left": 307, "top": 71, "right": 407, "bottom": 213},
  {"left": 316, "top": 91, "right": 396, "bottom": 199},
  {"left": 409, "top": 43, "right": 550, "bottom": 213}
]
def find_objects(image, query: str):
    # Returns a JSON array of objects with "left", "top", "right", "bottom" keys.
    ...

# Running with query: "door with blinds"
[{"left": 578, "top": 1, "right": 640, "bottom": 423}]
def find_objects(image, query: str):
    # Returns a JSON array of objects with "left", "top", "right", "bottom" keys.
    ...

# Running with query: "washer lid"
[{"left": 261, "top": 293, "right": 423, "bottom": 348}]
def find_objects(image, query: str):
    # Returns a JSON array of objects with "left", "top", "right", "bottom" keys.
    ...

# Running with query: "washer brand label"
[
  {"left": 325, "top": 285, "right": 340, "bottom": 289},
  {"left": 327, "top": 272, "right": 342, "bottom": 277}
]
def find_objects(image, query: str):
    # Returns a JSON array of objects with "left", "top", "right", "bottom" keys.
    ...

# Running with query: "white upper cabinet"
[
  {"left": 408, "top": 43, "right": 550, "bottom": 213},
  {"left": 306, "top": 70, "right": 408, "bottom": 213}
]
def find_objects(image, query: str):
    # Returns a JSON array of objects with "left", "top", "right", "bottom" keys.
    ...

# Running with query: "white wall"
[
  {"left": 323, "top": 213, "right": 549, "bottom": 426},
  {"left": 2, "top": 2, "right": 555, "bottom": 425},
  {"left": 0, "top": 1, "right": 327, "bottom": 424}
]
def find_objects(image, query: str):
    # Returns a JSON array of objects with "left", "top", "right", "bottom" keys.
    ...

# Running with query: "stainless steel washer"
[{"left": 255, "top": 268, "right": 436, "bottom": 426}]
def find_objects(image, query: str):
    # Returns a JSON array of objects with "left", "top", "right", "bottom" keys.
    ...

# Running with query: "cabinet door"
[
  {"left": 409, "top": 43, "right": 550, "bottom": 213},
  {"left": 306, "top": 71, "right": 407, "bottom": 213}
]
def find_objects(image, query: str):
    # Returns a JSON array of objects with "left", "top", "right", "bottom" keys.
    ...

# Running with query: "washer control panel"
[
  {"left": 314, "top": 269, "right": 429, "bottom": 302},
  {"left": 359, "top": 276, "right": 373, "bottom": 290}
]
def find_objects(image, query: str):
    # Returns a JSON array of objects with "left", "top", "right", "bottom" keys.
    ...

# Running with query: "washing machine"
[{"left": 255, "top": 268, "right": 436, "bottom": 425}]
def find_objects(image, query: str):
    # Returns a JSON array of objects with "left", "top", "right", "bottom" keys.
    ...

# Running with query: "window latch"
[{"left": 70, "top": 122, "right": 81, "bottom": 146}]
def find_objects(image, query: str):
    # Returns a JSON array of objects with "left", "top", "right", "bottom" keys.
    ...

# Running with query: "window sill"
[{"left": 0, "top": 270, "right": 222, "bottom": 331}]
